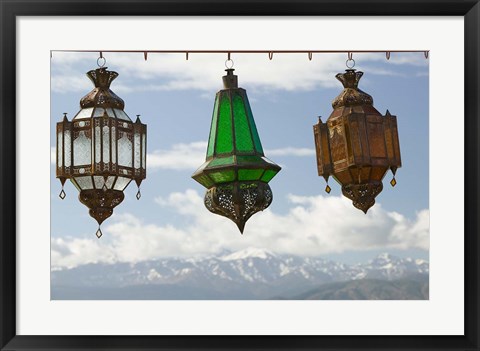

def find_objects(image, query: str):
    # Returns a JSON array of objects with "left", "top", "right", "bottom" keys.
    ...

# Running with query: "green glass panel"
[
  {"left": 238, "top": 169, "right": 264, "bottom": 181},
  {"left": 244, "top": 92, "right": 264, "bottom": 154},
  {"left": 233, "top": 93, "right": 254, "bottom": 152},
  {"left": 208, "top": 156, "right": 235, "bottom": 167},
  {"left": 261, "top": 169, "right": 278, "bottom": 183},
  {"left": 194, "top": 174, "right": 214, "bottom": 188},
  {"left": 215, "top": 93, "right": 233, "bottom": 154},
  {"left": 236, "top": 155, "right": 264, "bottom": 165},
  {"left": 209, "top": 170, "right": 235, "bottom": 183},
  {"left": 206, "top": 95, "right": 220, "bottom": 158}
]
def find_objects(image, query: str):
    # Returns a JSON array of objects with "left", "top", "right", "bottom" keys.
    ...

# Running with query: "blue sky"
[{"left": 50, "top": 52, "right": 429, "bottom": 268}]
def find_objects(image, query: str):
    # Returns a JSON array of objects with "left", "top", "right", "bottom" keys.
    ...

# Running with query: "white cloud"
[
  {"left": 50, "top": 51, "right": 427, "bottom": 94},
  {"left": 52, "top": 189, "right": 429, "bottom": 269},
  {"left": 147, "top": 142, "right": 206, "bottom": 171}
]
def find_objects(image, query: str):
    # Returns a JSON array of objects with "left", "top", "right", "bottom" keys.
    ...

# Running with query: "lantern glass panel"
[
  {"left": 73, "top": 130, "right": 91, "bottom": 166},
  {"left": 118, "top": 132, "right": 133, "bottom": 167},
  {"left": 94, "top": 176, "right": 105, "bottom": 189},
  {"left": 103, "top": 125, "right": 110, "bottom": 163},
  {"left": 261, "top": 169, "right": 278, "bottom": 182},
  {"left": 113, "top": 176, "right": 131, "bottom": 191},
  {"left": 141, "top": 131, "right": 146, "bottom": 169},
  {"left": 113, "top": 109, "right": 131, "bottom": 121},
  {"left": 74, "top": 107, "right": 94, "bottom": 119},
  {"left": 237, "top": 155, "right": 263, "bottom": 165},
  {"left": 244, "top": 96, "right": 263, "bottom": 154},
  {"left": 209, "top": 170, "right": 235, "bottom": 183},
  {"left": 57, "top": 130, "right": 63, "bottom": 168},
  {"left": 64, "top": 129, "right": 71, "bottom": 167},
  {"left": 74, "top": 176, "right": 94, "bottom": 190},
  {"left": 215, "top": 94, "right": 233, "bottom": 154},
  {"left": 209, "top": 156, "right": 234, "bottom": 167},
  {"left": 105, "top": 108, "right": 115, "bottom": 117},
  {"left": 134, "top": 131, "right": 141, "bottom": 169},
  {"left": 95, "top": 124, "right": 101, "bottom": 164},
  {"left": 207, "top": 96, "right": 220, "bottom": 158},
  {"left": 238, "top": 169, "right": 264, "bottom": 181},
  {"left": 111, "top": 126, "right": 117, "bottom": 163},
  {"left": 105, "top": 176, "right": 116, "bottom": 189},
  {"left": 233, "top": 93, "right": 254, "bottom": 152},
  {"left": 94, "top": 108, "right": 106, "bottom": 117},
  {"left": 196, "top": 174, "right": 214, "bottom": 188}
]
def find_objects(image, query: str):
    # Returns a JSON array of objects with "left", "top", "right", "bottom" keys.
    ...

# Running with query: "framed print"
[{"left": 1, "top": 1, "right": 479, "bottom": 350}]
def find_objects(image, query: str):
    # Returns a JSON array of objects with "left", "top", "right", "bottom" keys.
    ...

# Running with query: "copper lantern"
[
  {"left": 313, "top": 69, "right": 401, "bottom": 213},
  {"left": 56, "top": 66, "right": 147, "bottom": 238}
]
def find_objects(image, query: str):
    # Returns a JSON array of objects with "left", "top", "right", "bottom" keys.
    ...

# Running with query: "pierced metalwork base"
[
  {"left": 342, "top": 181, "right": 383, "bottom": 214},
  {"left": 79, "top": 189, "right": 125, "bottom": 225},
  {"left": 204, "top": 182, "right": 273, "bottom": 234}
]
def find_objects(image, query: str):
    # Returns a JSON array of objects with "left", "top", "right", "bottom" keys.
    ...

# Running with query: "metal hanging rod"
[{"left": 50, "top": 50, "right": 430, "bottom": 60}]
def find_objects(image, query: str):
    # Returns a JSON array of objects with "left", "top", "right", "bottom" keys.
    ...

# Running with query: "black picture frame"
[{"left": 1, "top": 1, "right": 479, "bottom": 350}]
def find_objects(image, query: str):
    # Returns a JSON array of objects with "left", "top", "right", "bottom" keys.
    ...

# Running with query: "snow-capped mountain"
[{"left": 51, "top": 248, "right": 429, "bottom": 300}]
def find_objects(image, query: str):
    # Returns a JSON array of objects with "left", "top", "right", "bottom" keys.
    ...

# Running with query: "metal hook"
[
  {"left": 386, "top": 51, "right": 391, "bottom": 60},
  {"left": 186, "top": 52, "right": 189, "bottom": 60},
  {"left": 268, "top": 52, "right": 273, "bottom": 60},
  {"left": 50, "top": 51, "right": 52, "bottom": 59},
  {"left": 99, "top": 51, "right": 103, "bottom": 59},
  {"left": 308, "top": 52, "right": 313, "bottom": 61},
  {"left": 227, "top": 52, "right": 231, "bottom": 61},
  {"left": 144, "top": 52, "right": 148, "bottom": 61},
  {"left": 424, "top": 51, "right": 429, "bottom": 59},
  {"left": 348, "top": 52, "right": 353, "bottom": 60}
]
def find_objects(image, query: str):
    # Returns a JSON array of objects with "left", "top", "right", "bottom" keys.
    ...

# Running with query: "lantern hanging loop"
[
  {"left": 97, "top": 56, "right": 106, "bottom": 68},
  {"left": 308, "top": 52, "right": 313, "bottom": 61},
  {"left": 268, "top": 52, "right": 274, "bottom": 60},
  {"left": 225, "top": 58, "right": 234, "bottom": 69},
  {"left": 346, "top": 58, "right": 355, "bottom": 69}
]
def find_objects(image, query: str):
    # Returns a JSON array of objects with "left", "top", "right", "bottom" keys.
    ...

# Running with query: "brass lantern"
[
  {"left": 56, "top": 66, "right": 147, "bottom": 238},
  {"left": 313, "top": 69, "right": 401, "bottom": 213},
  {"left": 192, "top": 68, "right": 281, "bottom": 233}
]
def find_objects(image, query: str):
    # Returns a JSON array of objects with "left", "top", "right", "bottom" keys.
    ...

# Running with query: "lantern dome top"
[
  {"left": 332, "top": 69, "right": 374, "bottom": 109},
  {"left": 80, "top": 67, "right": 125, "bottom": 110}
]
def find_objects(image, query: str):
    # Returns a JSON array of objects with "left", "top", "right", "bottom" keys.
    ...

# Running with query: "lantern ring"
[
  {"left": 225, "top": 59, "right": 234, "bottom": 69},
  {"left": 97, "top": 57, "right": 106, "bottom": 68},
  {"left": 346, "top": 58, "right": 355, "bottom": 69}
]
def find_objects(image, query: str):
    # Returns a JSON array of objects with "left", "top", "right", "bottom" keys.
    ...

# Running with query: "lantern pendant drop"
[
  {"left": 56, "top": 66, "right": 147, "bottom": 236},
  {"left": 313, "top": 69, "right": 401, "bottom": 213},
  {"left": 192, "top": 68, "right": 281, "bottom": 233}
]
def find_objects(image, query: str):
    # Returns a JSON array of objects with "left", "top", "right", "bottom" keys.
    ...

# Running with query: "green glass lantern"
[{"left": 192, "top": 68, "right": 281, "bottom": 233}]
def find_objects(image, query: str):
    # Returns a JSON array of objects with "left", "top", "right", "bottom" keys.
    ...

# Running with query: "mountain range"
[{"left": 51, "top": 248, "right": 429, "bottom": 300}]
